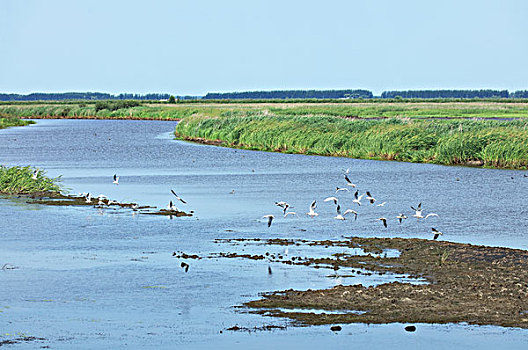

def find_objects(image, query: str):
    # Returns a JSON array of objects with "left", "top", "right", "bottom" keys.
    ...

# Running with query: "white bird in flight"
[
  {"left": 262, "top": 214, "right": 274, "bottom": 227},
  {"left": 365, "top": 191, "right": 376, "bottom": 204},
  {"left": 113, "top": 174, "right": 119, "bottom": 185},
  {"left": 411, "top": 203, "right": 423, "bottom": 219},
  {"left": 396, "top": 213, "right": 408, "bottom": 224},
  {"left": 376, "top": 202, "right": 387, "bottom": 207},
  {"left": 425, "top": 213, "right": 439, "bottom": 219},
  {"left": 334, "top": 205, "right": 345, "bottom": 220},
  {"left": 171, "top": 189, "right": 187, "bottom": 204},
  {"left": 324, "top": 196, "right": 339, "bottom": 205},
  {"left": 431, "top": 227, "right": 443, "bottom": 240},
  {"left": 335, "top": 187, "right": 349, "bottom": 193},
  {"left": 284, "top": 211, "right": 296, "bottom": 218},
  {"left": 344, "top": 174, "right": 357, "bottom": 187},
  {"left": 352, "top": 190, "right": 363, "bottom": 206},
  {"left": 343, "top": 209, "right": 358, "bottom": 221},
  {"left": 377, "top": 217, "right": 388, "bottom": 228},
  {"left": 306, "top": 200, "right": 318, "bottom": 217}
]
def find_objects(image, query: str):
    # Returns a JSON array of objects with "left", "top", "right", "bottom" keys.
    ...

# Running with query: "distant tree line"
[
  {"left": 0, "top": 92, "right": 172, "bottom": 101},
  {"left": 380, "top": 89, "right": 510, "bottom": 99},
  {"left": 1, "top": 89, "right": 528, "bottom": 101},
  {"left": 510, "top": 90, "right": 528, "bottom": 98},
  {"left": 203, "top": 89, "right": 374, "bottom": 100}
]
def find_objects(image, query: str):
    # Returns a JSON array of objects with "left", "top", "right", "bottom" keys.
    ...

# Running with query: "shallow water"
[{"left": 0, "top": 119, "right": 527, "bottom": 349}]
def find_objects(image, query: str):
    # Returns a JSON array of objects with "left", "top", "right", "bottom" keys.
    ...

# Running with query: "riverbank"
[
  {"left": 202, "top": 237, "right": 528, "bottom": 329},
  {"left": 3, "top": 101, "right": 528, "bottom": 169},
  {"left": 175, "top": 114, "right": 528, "bottom": 169}
]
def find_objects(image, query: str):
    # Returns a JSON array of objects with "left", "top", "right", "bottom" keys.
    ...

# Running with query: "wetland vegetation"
[
  {"left": 2, "top": 101, "right": 528, "bottom": 169},
  {"left": 0, "top": 166, "right": 61, "bottom": 195}
]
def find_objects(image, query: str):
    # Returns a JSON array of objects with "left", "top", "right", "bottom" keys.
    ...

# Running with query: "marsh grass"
[
  {"left": 0, "top": 117, "right": 33, "bottom": 129},
  {"left": 0, "top": 166, "right": 62, "bottom": 195},
  {"left": 176, "top": 114, "right": 528, "bottom": 169}
]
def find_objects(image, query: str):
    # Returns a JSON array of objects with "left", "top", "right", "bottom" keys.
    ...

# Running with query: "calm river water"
[{"left": 0, "top": 119, "right": 527, "bottom": 349}]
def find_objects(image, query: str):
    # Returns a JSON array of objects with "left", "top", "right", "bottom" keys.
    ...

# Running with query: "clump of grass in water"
[
  {"left": 0, "top": 166, "right": 61, "bottom": 195},
  {"left": 0, "top": 117, "right": 34, "bottom": 129}
]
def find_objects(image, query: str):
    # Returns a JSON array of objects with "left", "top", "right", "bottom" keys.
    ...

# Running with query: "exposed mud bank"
[
  {"left": 240, "top": 237, "right": 528, "bottom": 328},
  {"left": 176, "top": 237, "right": 528, "bottom": 328}
]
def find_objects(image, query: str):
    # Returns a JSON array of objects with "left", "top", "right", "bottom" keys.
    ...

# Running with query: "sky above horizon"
[{"left": 1, "top": 0, "right": 527, "bottom": 96}]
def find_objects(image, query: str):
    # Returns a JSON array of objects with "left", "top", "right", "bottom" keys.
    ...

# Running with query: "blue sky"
[{"left": 1, "top": 0, "right": 527, "bottom": 95}]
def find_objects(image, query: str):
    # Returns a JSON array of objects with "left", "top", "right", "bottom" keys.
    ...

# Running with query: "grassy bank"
[
  {"left": 2, "top": 100, "right": 528, "bottom": 121},
  {"left": 0, "top": 117, "right": 34, "bottom": 129},
  {"left": 0, "top": 166, "right": 61, "bottom": 195},
  {"left": 175, "top": 113, "right": 528, "bottom": 169},
  {"left": 3, "top": 101, "right": 528, "bottom": 169}
]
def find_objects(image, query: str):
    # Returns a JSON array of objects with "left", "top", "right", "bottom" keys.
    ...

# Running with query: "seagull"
[
  {"left": 376, "top": 202, "right": 387, "bottom": 207},
  {"left": 262, "top": 214, "right": 274, "bottom": 227},
  {"left": 344, "top": 167, "right": 351, "bottom": 174},
  {"left": 377, "top": 217, "right": 388, "bottom": 228},
  {"left": 282, "top": 203, "right": 292, "bottom": 214},
  {"left": 113, "top": 174, "right": 119, "bottom": 185},
  {"left": 268, "top": 266, "right": 272, "bottom": 275},
  {"left": 343, "top": 209, "right": 358, "bottom": 221},
  {"left": 324, "top": 196, "right": 339, "bottom": 205},
  {"left": 168, "top": 200, "right": 179, "bottom": 211},
  {"left": 334, "top": 205, "right": 345, "bottom": 220},
  {"left": 336, "top": 187, "right": 349, "bottom": 193},
  {"left": 396, "top": 213, "right": 408, "bottom": 224},
  {"left": 431, "top": 227, "right": 443, "bottom": 240},
  {"left": 425, "top": 213, "right": 439, "bottom": 219},
  {"left": 284, "top": 211, "right": 296, "bottom": 218},
  {"left": 307, "top": 200, "right": 318, "bottom": 217},
  {"left": 344, "top": 174, "right": 357, "bottom": 187},
  {"left": 365, "top": 191, "right": 376, "bottom": 204},
  {"left": 171, "top": 190, "right": 187, "bottom": 204},
  {"left": 275, "top": 201, "right": 288, "bottom": 208},
  {"left": 352, "top": 190, "right": 363, "bottom": 206},
  {"left": 181, "top": 262, "right": 189, "bottom": 272},
  {"left": 411, "top": 203, "right": 423, "bottom": 219},
  {"left": 84, "top": 193, "right": 92, "bottom": 203},
  {"left": 32, "top": 169, "right": 39, "bottom": 180},
  {"left": 131, "top": 203, "right": 139, "bottom": 211}
]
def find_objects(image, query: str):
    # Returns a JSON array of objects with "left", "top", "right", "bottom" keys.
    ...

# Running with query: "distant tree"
[{"left": 168, "top": 95, "right": 176, "bottom": 103}]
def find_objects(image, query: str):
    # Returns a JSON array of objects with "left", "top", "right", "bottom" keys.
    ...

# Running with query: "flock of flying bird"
[
  {"left": 262, "top": 169, "right": 444, "bottom": 240},
  {"left": 75, "top": 173, "right": 188, "bottom": 213}
]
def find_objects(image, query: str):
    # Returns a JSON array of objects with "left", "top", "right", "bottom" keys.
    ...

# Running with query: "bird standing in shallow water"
[
  {"left": 32, "top": 169, "right": 39, "bottom": 180},
  {"left": 181, "top": 262, "right": 189, "bottom": 272},
  {"left": 113, "top": 174, "right": 119, "bottom": 185}
]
